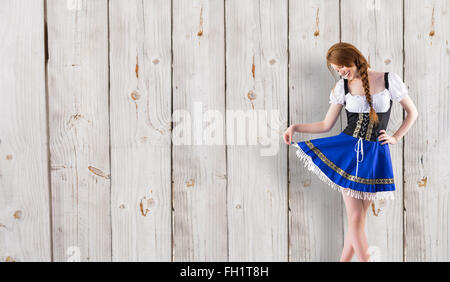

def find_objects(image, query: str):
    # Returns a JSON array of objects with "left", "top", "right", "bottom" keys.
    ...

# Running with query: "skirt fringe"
[{"left": 293, "top": 143, "right": 395, "bottom": 201}]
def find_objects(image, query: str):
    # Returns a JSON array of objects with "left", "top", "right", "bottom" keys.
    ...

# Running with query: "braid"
[{"left": 358, "top": 64, "right": 379, "bottom": 125}]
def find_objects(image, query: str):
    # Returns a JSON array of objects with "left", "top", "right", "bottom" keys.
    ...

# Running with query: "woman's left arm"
[{"left": 378, "top": 95, "right": 418, "bottom": 145}]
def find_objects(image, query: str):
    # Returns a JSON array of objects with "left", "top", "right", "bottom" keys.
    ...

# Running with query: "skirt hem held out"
[{"left": 291, "top": 132, "right": 396, "bottom": 201}]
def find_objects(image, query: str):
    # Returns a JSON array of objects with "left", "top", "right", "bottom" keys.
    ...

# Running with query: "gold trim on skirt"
[{"left": 304, "top": 140, "right": 394, "bottom": 185}]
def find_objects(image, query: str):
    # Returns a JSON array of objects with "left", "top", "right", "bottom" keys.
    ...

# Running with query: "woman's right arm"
[{"left": 283, "top": 103, "right": 343, "bottom": 144}]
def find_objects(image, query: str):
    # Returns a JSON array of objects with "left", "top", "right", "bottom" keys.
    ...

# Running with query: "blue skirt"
[{"left": 292, "top": 132, "right": 395, "bottom": 201}]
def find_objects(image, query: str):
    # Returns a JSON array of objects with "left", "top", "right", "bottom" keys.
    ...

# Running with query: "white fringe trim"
[{"left": 292, "top": 143, "right": 395, "bottom": 201}]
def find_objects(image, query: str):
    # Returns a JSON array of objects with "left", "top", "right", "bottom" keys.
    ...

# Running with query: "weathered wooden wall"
[
  {"left": 0, "top": 0, "right": 448, "bottom": 262},
  {"left": 404, "top": 0, "right": 450, "bottom": 262},
  {"left": 226, "top": 0, "right": 288, "bottom": 262},
  {"left": 0, "top": 0, "right": 51, "bottom": 262},
  {"left": 341, "top": 0, "right": 405, "bottom": 262},
  {"left": 289, "top": 0, "right": 343, "bottom": 261}
]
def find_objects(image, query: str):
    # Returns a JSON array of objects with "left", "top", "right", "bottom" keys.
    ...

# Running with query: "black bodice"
[{"left": 342, "top": 72, "right": 392, "bottom": 142}]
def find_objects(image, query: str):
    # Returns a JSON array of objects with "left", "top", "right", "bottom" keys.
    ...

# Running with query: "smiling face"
[{"left": 330, "top": 63, "right": 358, "bottom": 80}]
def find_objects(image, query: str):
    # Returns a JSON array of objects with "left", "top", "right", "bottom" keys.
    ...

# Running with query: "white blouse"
[{"left": 329, "top": 72, "right": 409, "bottom": 113}]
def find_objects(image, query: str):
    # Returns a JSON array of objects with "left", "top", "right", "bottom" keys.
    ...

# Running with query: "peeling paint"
[
  {"left": 186, "top": 179, "right": 195, "bottom": 187},
  {"left": 5, "top": 154, "right": 12, "bottom": 160},
  {"left": 371, "top": 202, "right": 382, "bottom": 216},
  {"left": 88, "top": 166, "right": 110, "bottom": 179},
  {"left": 384, "top": 58, "right": 391, "bottom": 65},
  {"left": 67, "top": 113, "right": 91, "bottom": 128},
  {"left": 13, "top": 210, "right": 22, "bottom": 220},
  {"left": 67, "top": 114, "right": 82, "bottom": 127},
  {"left": 247, "top": 90, "right": 256, "bottom": 110},
  {"left": 5, "top": 256, "right": 16, "bottom": 262},
  {"left": 152, "top": 58, "right": 160, "bottom": 65},
  {"left": 130, "top": 90, "right": 140, "bottom": 101},
  {"left": 247, "top": 90, "right": 256, "bottom": 101},
  {"left": 141, "top": 136, "right": 151, "bottom": 143},
  {"left": 302, "top": 179, "right": 311, "bottom": 187},
  {"left": 418, "top": 176, "right": 428, "bottom": 187},
  {"left": 197, "top": 7, "right": 203, "bottom": 36},
  {"left": 139, "top": 198, "right": 150, "bottom": 216},
  {"left": 251, "top": 55, "right": 255, "bottom": 78},
  {"left": 139, "top": 196, "right": 154, "bottom": 216},
  {"left": 314, "top": 8, "right": 320, "bottom": 37},
  {"left": 135, "top": 55, "right": 139, "bottom": 78},
  {"left": 130, "top": 90, "right": 140, "bottom": 119},
  {"left": 429, "top": 7, "right": 435, "bottom": 38}
]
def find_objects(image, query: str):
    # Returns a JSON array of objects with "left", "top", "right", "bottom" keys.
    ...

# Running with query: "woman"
[{"left": 283, "top": 42, "right": 418, "bottom": 262}]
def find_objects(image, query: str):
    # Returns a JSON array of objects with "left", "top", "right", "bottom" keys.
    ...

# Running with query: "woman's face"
[{"left": 330, "top": 63, "right": 357, "bottom": 80}]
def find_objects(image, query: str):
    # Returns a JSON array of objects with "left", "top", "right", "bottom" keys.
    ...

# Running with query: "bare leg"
[
  {"left": 339, "top": 190, "right": 372, "bottom": 262},
  {"left": 340, "top": 225, "right": 354, "bottom": 262}
]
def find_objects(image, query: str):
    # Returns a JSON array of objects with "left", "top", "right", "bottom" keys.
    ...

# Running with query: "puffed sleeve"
[
  {"left": 329, "top": 78, "right": 345, "bottom": 105},
  {"left": 388, "top": 72, "right": 409, "bottom": 102}
]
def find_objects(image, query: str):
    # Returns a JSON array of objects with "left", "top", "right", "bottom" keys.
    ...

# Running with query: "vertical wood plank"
[
  {"left": 172, "top": 0, "right": 227, "bottom": 261},
  {"left": 404, "top": 0, "right": 450, "bottom": 261},
  {"left": 0, "top": 0, "right": 51, "bottom": 262},
  {"left": 226, "top": 0, "right": 288, "bottom": 261},
  {"left": 288, "top": 0, "right": 343, "bottom": 261},
  {"left": 47, "top": 0, "right": 111, "bottom": 261},
  {"left": 109, "top": 0, "right": 172, "bottom": 261},
  {"left": 341, "top": 0, "right": 404, "bottom": 262}
]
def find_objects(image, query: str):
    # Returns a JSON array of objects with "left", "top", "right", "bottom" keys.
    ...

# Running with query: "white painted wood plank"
[
  {"left": 172, "top": 0, "right": 227, "bottom": 261},
  {"left": 341, "top": 0, "right": 404, "bottom": 262},
  {"left": 288, "top": 0, "right": 343, "bottom": 261},
  {"left": 109, "top": 0, "right": 172, "bottom": 261},
  {"left": 47, "top": 0, "right": 111, "bottom": 261},
  {"left": 226, "top": 0, "right": 288, "bottom": 261},
  {"left": 404, "top": 0, "right": 450, "bottom": 261},
  {"left": 0, "top": 0, "right": 51, "bottom": 262}
]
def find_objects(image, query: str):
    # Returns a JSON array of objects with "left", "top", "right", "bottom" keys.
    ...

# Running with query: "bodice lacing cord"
[{"left": 354, "top": 137, "right": 364, "bottom": 178}]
